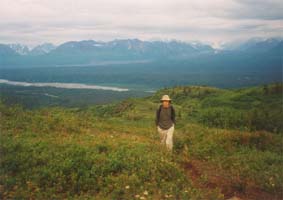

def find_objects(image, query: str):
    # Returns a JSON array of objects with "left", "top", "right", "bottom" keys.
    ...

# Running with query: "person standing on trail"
[{"left": 155, "top": 95, "right": 176, "bottom": 151}]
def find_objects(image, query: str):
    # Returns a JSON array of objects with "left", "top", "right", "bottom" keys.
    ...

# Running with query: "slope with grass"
[{"left": 0, "top": 83, "right": 282, "bottom": 199}]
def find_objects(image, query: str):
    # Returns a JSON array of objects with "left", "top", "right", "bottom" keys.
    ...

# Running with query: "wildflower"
[{"left": 125, "top": 185, "right": 130, "bottom": 189}]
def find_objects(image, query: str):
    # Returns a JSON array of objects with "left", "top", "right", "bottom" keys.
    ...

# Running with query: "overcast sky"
[{"left": 0, "top": 0, "right": 282, "bottom": 47}]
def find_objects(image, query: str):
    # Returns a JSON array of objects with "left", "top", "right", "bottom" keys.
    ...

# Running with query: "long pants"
[{"left": 157, "top": 125, "right": 174, "bottom": 151}]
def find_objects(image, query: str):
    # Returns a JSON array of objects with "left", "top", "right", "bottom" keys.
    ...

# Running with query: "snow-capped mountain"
[
  {"left": 8, "top": 44, "right": 30, "bottom": 55},
  {"left": 29, "top": 43, "right": 56, "bottom": 55},
  {"left": 53, "top": 39, "right": 214, "bottom": 59},
  {"left": 0, "top": 38, "right": 281, "bottom": 68},
  {"left": 221, "top": 37, "right": 283, "bottom": 52}
]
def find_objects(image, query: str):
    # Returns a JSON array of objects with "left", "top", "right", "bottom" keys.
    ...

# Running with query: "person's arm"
[
  {"left": 155, "top": 107, "right": 160, "bottom": 126},
  {"left": 171, "top": 106, "right": 176, "bottom": 125}
]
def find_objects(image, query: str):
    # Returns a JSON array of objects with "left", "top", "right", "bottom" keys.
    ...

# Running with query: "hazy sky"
[{"left": 0, "top": 0, "right": 282, "bottom": 47}]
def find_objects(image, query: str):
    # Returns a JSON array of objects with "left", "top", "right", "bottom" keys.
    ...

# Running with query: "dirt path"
[{"left": 182, "top": 159, "right": 282, "bottom": 200}]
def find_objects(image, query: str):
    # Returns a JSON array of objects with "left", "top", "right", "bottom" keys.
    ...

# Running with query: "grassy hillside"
[{"left": 0, "top": 83, "right": 282, "bottom": 199}]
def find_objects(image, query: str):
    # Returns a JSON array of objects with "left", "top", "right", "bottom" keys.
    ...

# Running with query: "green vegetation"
[
  {"left": 0, "top": 84, "right": 149, "bottom": 109},
  {"left": 150, "top": 83, "right": 283, "bottom": 133},
  {"left": 0, "top": 83, "right": 282, "bottom": 199}
]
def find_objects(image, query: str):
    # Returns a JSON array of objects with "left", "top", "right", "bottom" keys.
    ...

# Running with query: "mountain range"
[
  {"left": 6, "top": 43, "right": 56, "bottom": 56},
  {"left": 0, "top": 38, "right": 281, "bottom": 68}
]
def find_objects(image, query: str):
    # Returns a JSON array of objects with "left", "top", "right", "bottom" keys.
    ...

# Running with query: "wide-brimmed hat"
[{"left": 160, "top": 95, "right": 171, "bottom": 101}]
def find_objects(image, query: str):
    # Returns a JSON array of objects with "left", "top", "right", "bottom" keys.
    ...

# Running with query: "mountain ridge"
[{"left": 0, "top": 37, "right": 281, "bottom": 68}]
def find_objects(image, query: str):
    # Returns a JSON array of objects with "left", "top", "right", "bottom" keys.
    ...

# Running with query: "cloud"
[
  {"left": 0, "top": 0, "right": 282, "bottom": 46},
  {"left": 231, "top": 0, "right": 283, "bottom": 20}
]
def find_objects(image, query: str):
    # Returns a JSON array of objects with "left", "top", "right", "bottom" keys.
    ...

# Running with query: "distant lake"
[{"left": 0, "top": 79, "right": 130, "bottom": 92}]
